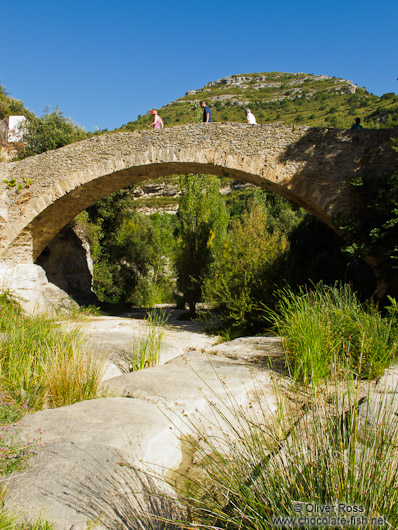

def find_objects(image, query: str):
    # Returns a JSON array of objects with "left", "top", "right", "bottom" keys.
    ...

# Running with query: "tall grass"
[
  {"left": 155, "top": 375, "right": 398, "bottom": 529},
  {"left": 130, "top": 309, "right": 169, "bottom": 371},
  {"left": 69, "top": 371, "right": 398, "bottom": 529},
  {"left": 268, "top": 284, "right": 398, "bottom": 384},
  {"left": 0, "top": 292, "right": 105, "bottom": 410},
  {"left": 40, "top": 343, "right": 105, "bottom": 409},
  {"left": 0, "top": 293, "right": 102, "bottom": 530}
]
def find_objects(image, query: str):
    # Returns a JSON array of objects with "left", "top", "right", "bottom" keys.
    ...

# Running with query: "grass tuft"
[
  {"left": 157, "top": 374, "right": 398, "bottom": 529},
  {"left": 267, "top": 283, "right": 398, "bottom": 384},
  {"left": 0, "top": 291, "right": 105, "bottom": 411},
  {"left": 130, "top": 309, "right": 169, "bottom": 371}
]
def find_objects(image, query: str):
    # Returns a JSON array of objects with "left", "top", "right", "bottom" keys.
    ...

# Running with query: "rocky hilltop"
[
  {"left": 121, "top": 71, "right": 397, "bottom": 131},
  {"left": 187, "top": 72, "right": 358, "bottom": 98}
]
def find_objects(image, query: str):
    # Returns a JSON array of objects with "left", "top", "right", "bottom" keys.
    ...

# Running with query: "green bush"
[
  {"left": 204, "top": 202, "right": 291, "bottom": 334},
  {"left": 18, "top": 107, "right": 87, "bottom": 158},
  {"left": 81, "top": 197, "right": 177, "bottom": 307},
  {"left": 339, "top": 147, "right": 398, "bottom": 300},
  {"left": 175, "top": 175, "right": 229, "bottom": 317}
]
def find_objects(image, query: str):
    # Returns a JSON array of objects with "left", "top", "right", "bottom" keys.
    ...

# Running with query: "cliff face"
[{"left": 131, "top": 179, "right": 255, "bottom": 215}]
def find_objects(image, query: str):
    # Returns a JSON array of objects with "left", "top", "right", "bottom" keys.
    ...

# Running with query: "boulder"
[
  {"left": 104, "top": 350, "right": 278, "bottom": 412},
  {"left": 0, "top": 263, "right": 77, "bottom": 315},
  {"left": 356, "top": 391, "right": 398, "bottom": 443},
  {"left": 375, "top": 363, "right": 398, "bottom": 393},
  {"left": 5, "top": 397, "right": 183, "bottom": 530}
]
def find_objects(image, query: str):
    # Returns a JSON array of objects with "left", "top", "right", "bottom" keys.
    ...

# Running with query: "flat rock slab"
[
  {"left": 104, "top": 350, "right": 278, "bottom": 414},
  {"left": 5, "top": 351, "right": 279, "bottom": 530},
  {"left": 206, "top": 336, "right": 285, "bottom": 368},
  {"left": 62, "top": 316, "right": 218, "bottom": 375},
  {"left": 6, "top": 397, "right": 183, "bottom": 529},
  {"left": 376, "top": 364, "right": 398, "bottom": 393}
]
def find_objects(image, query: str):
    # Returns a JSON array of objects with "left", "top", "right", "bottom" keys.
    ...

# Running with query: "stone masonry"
[{"left": 0, "top": 123, "right": 397, "bottom": 266}]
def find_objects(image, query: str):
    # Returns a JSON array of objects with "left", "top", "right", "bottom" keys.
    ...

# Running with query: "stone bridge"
[{"left": 0, "top": 123, "right": 396, "bottom": 311}]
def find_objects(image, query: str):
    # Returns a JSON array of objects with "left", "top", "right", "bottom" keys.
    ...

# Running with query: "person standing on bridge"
[
  {"left": 200, "top": 101, "right": 212, "bottom": 123},
  {"left": 245, "top": 108, "right": 257, "bottom": 124},
  {"left": 351, "top": 117, "right": 363, "bottom": 130},
  {"left": 148, "top": 109, "right": 164, "bottom": 129}
]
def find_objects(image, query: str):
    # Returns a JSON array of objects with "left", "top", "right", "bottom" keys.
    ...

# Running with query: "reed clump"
[{"left": 268, "top": 283, "right": 398, "bottom": 384}]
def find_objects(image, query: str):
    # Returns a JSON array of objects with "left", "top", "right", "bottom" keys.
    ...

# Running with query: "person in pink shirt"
[{"left": 148, "top": 109, "right": 164, "bottom": 129}]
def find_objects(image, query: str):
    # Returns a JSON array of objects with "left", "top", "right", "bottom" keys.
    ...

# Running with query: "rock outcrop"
[
  {"left": 0, "top": 263, "right": 77, "bottom": 314},
  {"left": 36, "top": 224, "right": 98, "bottom": 306}
]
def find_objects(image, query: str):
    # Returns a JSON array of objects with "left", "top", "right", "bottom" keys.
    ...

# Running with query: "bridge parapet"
[{"left": 0, "top": 123, "right": 397, "bottom": 266}]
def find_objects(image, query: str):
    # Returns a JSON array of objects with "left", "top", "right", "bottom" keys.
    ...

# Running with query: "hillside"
[{"left": 120, "top": 71, "right": 398, "bottom": 131}]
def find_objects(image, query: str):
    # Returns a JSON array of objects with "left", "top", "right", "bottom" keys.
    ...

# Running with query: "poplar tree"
[{"left": 175, "top": 174, "right": 228, "bottom": 317}]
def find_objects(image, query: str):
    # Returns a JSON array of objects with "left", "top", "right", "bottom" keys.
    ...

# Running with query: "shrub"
[
  {"left": 175, "top": 175, "right": 229, "bottom": 317},
  {"left": 18, "top": 107, "right": 87, "bottom": 158},
  {"left": 204, "top": 202, "right": 290, "bottom": 335}
]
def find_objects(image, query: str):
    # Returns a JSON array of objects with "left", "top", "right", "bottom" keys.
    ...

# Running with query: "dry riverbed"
[
  {"left": 4, "top": 309, "right": 287, "bottom": 529},
  {"left": 4, "top": 309, "right": 398, "bottom": 530}
]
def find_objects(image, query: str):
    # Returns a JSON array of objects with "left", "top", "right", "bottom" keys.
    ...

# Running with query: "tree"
[
  {"left": 339, "top": 139, "right": 398, "bottom": 300},
  {"left": 18, "top": 107, "right": 86, "bottom": 158},
  {"left": 175, "top": 175, "right": 228, "bottom": 317},
  {"left": 0, "top": 82, "right": 34, "bottom": 122},
  {"left": 204, "top": 201, "right": 289, "bottom": 334},
  {"left": 80, "top": 191, "right": 177, "bottom": 306}
]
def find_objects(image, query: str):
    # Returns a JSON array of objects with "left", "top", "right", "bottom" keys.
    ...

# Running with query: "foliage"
[
  {"left": 3, "top": 178, "right": 16, "bottom": 189},
  {"left": 0, "top": 292, "right": 104, "bottom": 410},
  {"left": 0, "top": 425, "right": 39, "bottom": 477},
  {"left": 175, "top": 175, "right": 229, "bottom": 316},
  {"left": 129, "top": 213, "right": 177, "bottom": 306},
  {"left": 0, "top": 392, "right": 28, "bottom": 424},
  {"left": 40, "top": 343, "right": 105, "bottom": 409},
  {"left": 130, "top": 309, "right": 169, "bottom": 371},
  {"left": 0, "top": 82, "right": 34, "bottom": 122},
  {"left": 17, "top": 107, "right": 87, "bottom": 158},
  {"left": 268, "top": 284, "right": 398, "bottom": 384},
  {"left": 0, "top": 511, "right": 53, "bottom": 530},
  {"left": 287, "top": 214, "right": 376, "bottom": 299},
  {"left": 80, "top": 195, "right": 177, "bottom": 306},
  {"left": 204, "top": 198, "right": 299, "bottom": 335},
  {"left": 339, "top": 141, "right": 398, "bottom": 295}
]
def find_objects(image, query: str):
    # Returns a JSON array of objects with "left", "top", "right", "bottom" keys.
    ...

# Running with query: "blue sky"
[{"left": 2, "top": 0, "right": 397, "bottom": 131}]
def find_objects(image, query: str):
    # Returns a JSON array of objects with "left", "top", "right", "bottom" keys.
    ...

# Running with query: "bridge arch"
[{"left": 0, "top": 123, "right": 396, "bottom": 266}]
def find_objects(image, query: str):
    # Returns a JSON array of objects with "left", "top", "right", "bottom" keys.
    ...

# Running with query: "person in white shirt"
[{"left": 245, "top": 108, "right": 257, "bottom": 124}]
